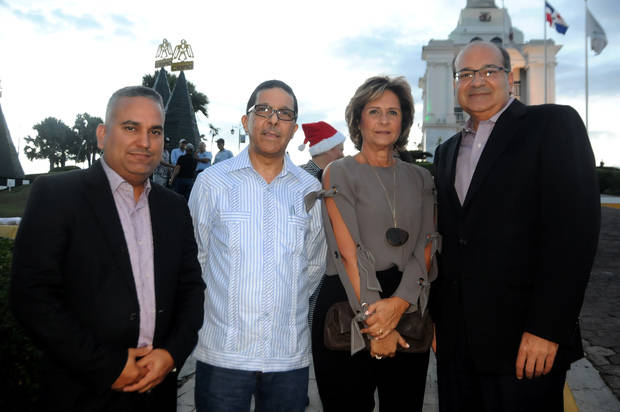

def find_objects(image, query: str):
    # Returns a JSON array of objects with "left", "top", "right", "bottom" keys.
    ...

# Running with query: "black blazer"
[
  {"left": 10, "top": 161, "right": 205, "bottom": 411},
  {"left": 432, "top": 100, "right": 600, "bottom": 375}
]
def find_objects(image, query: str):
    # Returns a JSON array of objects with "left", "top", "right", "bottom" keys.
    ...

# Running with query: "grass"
[{"left": 0, "top": 184, "right": 32, "bottom": 217}]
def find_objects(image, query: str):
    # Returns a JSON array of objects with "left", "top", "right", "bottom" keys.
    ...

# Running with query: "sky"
[{"left": 1, "top": 0, "right": 619, "bottom": 174}]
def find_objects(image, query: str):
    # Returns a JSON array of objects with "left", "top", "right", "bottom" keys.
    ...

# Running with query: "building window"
[
  {"left": 512, "top": 81, "right": 521, "bottom": 100},
  {"left": 491, "top": 36, "right": 503, "bottom": 45},
  {"left": 454, "top": 107, "right": 465, "bottom": 124}
]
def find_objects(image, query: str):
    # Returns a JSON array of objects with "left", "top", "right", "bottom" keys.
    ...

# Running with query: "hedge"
[
  {"left": 0, "top": 238, "right": 43, "bottom": 411},
  {"left": 411, "top": 163, "right": 620, "bottom": 196},
  {"left": 598, "top": 167, "right": 620, "bottom": 196}
]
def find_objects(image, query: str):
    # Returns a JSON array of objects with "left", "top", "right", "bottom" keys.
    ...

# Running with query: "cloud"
[
  {"left": 113, "top": 27, "right": 133, "bottom": 37},
  {"left": 110, "top": 14, "right": 132, "bottom": 26},
  {"left": 7, "top": 6, "right": 51, "bottom": 28},
  {"left": 333, "top": 29, "right": 409, "bottom": 69},
  {"left": 331, "top": 30, "right": 428, "bottom": 86},
  {"left": 557, "top": 64, "right": 620, "bottom": 97},
  {"left": 3, "top": 4, "right": 103, "bottom": 32},
  {"left": 51, "top": 9, "right": 101, "bottom": 30}
]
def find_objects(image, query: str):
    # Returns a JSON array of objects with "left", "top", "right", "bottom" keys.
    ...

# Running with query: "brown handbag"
[{"left": 323, "top": 301, "right": 433, "bottom": 353}]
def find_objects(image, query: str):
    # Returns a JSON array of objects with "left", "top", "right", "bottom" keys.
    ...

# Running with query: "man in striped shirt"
[{"left": 189, "top": 80, "right": 327, "bottom": 412}]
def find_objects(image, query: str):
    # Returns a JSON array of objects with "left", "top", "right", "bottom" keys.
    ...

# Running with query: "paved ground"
[
  {"left": 177, "top": 202, "right": 620, "bottom": 411},
  {"left": 579, "top": 206, "right": 620, "bottom": 401}
]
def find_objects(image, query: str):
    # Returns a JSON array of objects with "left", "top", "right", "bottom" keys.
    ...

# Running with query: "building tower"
[{"left": 419, "top": 0, "right": 561, "bottom": 156}]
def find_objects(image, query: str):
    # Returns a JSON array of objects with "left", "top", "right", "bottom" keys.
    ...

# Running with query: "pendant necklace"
[{"left": 361, "top": 153, "right": 409, "bottom": 247}]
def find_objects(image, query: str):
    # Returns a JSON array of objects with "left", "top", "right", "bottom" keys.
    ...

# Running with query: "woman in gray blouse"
[{"left": 311, "top": 76, "right": 438, "bottom": 411}]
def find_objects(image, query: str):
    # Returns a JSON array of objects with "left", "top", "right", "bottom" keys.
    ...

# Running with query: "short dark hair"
[
  {"left": 105, "top": 86, "right": 164, "bottom": 124},
  {"left": 345, "top": 75, "right": 414, "bottom": 152},
  {"left": 453, "top": 40, "right": 512, "bottom": 73},
  {"left": 246, "top": 80, "right": 298, "bottom": 116},
  {"left": 216, "top": 138, "right": 225, "bottom": 144}
]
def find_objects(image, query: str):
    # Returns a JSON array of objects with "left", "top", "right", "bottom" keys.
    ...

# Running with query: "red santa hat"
[{"left": 298, "top": 121, "right": 346, "bottom": 156}]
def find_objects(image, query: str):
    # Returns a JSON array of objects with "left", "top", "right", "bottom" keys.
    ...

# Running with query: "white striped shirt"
[{"left": 188, "top": 147, "right": 327, "bottom": 372}]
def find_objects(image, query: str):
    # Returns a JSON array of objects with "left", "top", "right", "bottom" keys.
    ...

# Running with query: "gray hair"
[
  {"left": 105, "top": 86, "right": 165, "bottom": 124},
  {"left": 345, "top": 76, "right": 414, "bottom": 151}
]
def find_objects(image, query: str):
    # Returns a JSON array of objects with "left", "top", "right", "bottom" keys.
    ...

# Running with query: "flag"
[
  {"left": 587, "top": 8, "right": 607, "bottom": 55},
  {"left": 545, "top": 2, "right": 569, "bottom": 35}
]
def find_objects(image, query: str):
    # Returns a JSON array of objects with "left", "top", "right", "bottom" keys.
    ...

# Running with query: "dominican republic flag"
[{"left": 545, "top": 2, "right": 569, "bottom": 34}]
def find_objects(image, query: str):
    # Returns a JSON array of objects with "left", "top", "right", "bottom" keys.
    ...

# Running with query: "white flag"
[{"left": 587, "top": 8, "right": 607, "bottom": 55}]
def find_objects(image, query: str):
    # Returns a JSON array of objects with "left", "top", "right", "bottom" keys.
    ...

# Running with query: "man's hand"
[
  {"left": 111, "top": 346, "right": 152, "bottom": 390},
  {"left": 369, "top": 330, "right": 409, "bottom": 358},
  {"left": 361, "top": 297, "right": 409, "bottom": 340},
  {"left": 122, "top": 348, "right": 175, "bottom": 393},
  {"left": 515, "top": 332, "right": 559, "bottom": 379}
]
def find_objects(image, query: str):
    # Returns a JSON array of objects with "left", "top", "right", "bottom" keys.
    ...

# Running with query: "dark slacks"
[
  {"left": 173, "top": 177, "right": 195, "bottom": 201},
  {"left": 436, "top": 296, "right": 567, "bottom": 412},
  {"left": 437, "top": 355, "right": 566, "bottom": 412},
  {"left": 312, "top": 269, "right": 430, "bottom": 412}
]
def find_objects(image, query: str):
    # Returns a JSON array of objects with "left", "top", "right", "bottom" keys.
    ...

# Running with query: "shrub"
[
  {"left": 598, "top": 167, "right": 620, "bottom": 195},
  {"left": 416, "top": 161, "right": 434, "bottom": 176},
  {"left": 0, "top": 238, "right": 43, "bottom": 411},
  {"left": 50, "top": 165, "right": 81, "bottom": 173}
]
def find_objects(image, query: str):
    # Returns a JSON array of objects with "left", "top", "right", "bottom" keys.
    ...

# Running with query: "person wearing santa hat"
[
  {"left": 299, "top": 122, "right": 346, "bottom": 385},
  {"left": 299, "top": 121, "right": 345, "bottom": 181}
]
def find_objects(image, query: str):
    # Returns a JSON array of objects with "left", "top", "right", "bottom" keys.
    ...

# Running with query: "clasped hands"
[
  {"left": 110, "top": 346, "right": 175, "bottom": 394},
  {"left": 360, "top": 297, "right": 410, "bottom": 359}
]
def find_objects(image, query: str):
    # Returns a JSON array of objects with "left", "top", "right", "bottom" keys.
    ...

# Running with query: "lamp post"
[{"left": 230, "top": 124, "right": 245, "bottom": 153}]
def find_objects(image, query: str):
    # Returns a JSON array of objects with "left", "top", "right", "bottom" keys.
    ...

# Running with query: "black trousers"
[
  {"left": 312, "top": 268, "right": 429, "bottom": 412},
  {"left": 436, "top": 302, "right": 567, "bottom": 412}
]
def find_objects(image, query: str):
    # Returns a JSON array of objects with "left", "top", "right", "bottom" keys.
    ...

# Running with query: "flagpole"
[
  {"left": 544, "top": 0, "right": 548, "bottom": 104},
  {"left": 585, "top": 0, "right": 589, "bottom": 131}
]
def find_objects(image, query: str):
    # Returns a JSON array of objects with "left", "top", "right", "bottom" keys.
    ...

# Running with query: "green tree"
[
  {"left": 142, "top": 72, "right": 209, "bottom": 117},
  {"left": 24, "top": 117, "right": 79, "bottom": 171},
  {"left": 73, "top": 113, "right": 103, "bottom": 167},
  {"left": 208, "top": 123, "right": 220, "bottom": 140}
]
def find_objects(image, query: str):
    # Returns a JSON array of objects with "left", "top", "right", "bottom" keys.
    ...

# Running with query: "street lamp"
[{"left": 230, "top": 124, "right": 245, "bottom": 152}]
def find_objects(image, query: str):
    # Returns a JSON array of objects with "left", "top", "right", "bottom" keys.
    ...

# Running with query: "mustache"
[
  {"left": 468, "top": 86, "right": 492, "bottom": 94},
  {"left": 261, "top": 128, "right": 281, "bottom": 137},
  {"left": 128, "top": 150, "right": 153, "bottom": 156}
]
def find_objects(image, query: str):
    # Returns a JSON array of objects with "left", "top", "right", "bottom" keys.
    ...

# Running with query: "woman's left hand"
[
  {"left": 361, "top": 296, "right": 409, "bottom": 340},
  {"left": 369, "top": 329, "right": 409, "bottom": 359}
]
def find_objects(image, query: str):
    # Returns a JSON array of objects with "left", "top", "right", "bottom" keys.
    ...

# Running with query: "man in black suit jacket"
[
  {"left": 432, "top": 41, "right": 600, "bottom": 411},
  {"left": 10, "top": 86, "right": 205, "bottom": 411}
]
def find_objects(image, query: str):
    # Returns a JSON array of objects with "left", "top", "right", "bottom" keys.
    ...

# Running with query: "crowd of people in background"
[
  {"left": 153, "top": 134, "right": 239, "bottom": 201},
  {"left": 10, "top": 40, "right": 601, "bottom": 412}
]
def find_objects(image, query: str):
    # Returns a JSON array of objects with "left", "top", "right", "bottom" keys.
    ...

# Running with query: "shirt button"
[{"left": 477, "top": 143, "right": 482, "bottom": 148}]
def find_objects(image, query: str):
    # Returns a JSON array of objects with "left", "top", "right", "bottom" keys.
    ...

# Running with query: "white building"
[{"left": 419, "top": 0, "right": 561, "bottom": 156}]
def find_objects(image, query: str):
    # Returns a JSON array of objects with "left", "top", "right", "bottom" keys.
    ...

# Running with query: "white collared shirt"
[{"left": 188, "top": 147, "right": 327, "bottom": 372}]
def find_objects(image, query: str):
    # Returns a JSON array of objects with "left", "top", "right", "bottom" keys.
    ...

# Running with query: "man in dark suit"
[
  {"left": 432, "top": 41, "right": 600, "bottom": 411},
  {"left": 10, "top": 86, "right": 205, "bottom": 411}
]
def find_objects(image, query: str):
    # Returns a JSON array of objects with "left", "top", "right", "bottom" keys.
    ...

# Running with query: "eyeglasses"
[
  {"left": 248, "top": 104, "right": 296, "bottom": 122},
  {"left": 454, "top": 64, "right": 509, "bottom": 84}
]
